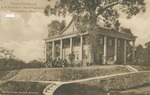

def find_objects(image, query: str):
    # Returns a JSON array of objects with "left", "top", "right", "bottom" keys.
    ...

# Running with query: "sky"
[{"left": 0, "top": 0, "right": 150, "bottom": 62}]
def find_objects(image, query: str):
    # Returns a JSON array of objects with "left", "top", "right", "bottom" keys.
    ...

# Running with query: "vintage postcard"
[{"left": 0, "top": 0, "right": 150, "bottom": 95}]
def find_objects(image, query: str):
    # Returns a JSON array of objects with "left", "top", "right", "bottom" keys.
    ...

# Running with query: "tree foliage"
[
  {"left": 135, "top": 43, "right": 150, "bottom": 65},
  {"left": 0, "top": 47, "right": 16, "bottom": 59},
  {"left": 45, "top": 0, "right": 146, "bottom": 64},
  {"left": 45, "top": 0, "right": 145, "bottom": 28},
  {"left": 48, "top": 20, "right": 66, "bottom": 37}
]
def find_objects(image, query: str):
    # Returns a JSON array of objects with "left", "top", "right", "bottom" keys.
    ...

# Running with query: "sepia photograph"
[{"left": 0, "top": 0, "right": 150, "bottom": 95}]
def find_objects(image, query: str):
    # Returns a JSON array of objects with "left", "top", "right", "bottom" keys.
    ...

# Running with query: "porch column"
[
  {"left": 114, "top": 38, "right": 117, "bottom": 62},
  {"left": 45, "top": 43, "right": 47, "bottom": 62},
  {"left": 60, "top": 40, "right": 63, "bottom": 59},
  {"left": 132, "top": 41, "right": 135, "bottom": 63},
  {"left": 103, "top": 36, "right": 107, "bottom": 64},
  {"left": 124, "top": 40, "right": 127, "bottom": 64},
  {"left": 70, "top": 38, "right": 73, "bottom": 53},
  {"left": 52, "top": 41, "right": 55, "bottom": 59},
  {"left": 80, "top": 35, "right": 83, "bottom": 60}
]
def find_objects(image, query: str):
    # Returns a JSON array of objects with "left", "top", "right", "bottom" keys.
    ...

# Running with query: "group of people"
[{"left": 46, "top": 57, "right": 68, "bottom": 68}]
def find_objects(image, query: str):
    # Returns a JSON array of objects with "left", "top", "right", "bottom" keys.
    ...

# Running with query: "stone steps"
[{"left": 43, "top": 83, "right": 62, "bottom": 95}]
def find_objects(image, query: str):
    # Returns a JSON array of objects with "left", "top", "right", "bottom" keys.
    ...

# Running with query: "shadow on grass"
[
  {"left": 54, "top": 83, "right": 108, "bottom": 95},
  {"left": 54, "top": 83, "right": 150, "bottom": 95}
]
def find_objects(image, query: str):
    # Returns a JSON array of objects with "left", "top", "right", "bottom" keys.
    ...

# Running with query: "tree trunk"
[{"left": 88, "top": 17, "right": 101, "bottom": 65}]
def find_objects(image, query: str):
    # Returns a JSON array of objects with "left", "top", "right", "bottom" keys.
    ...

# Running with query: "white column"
[
  {"left": 103, "top": 36, "right": 107, "bottom": 64},
  {"left": 44, "top": 43, "right": 47, "bottom": 62},
  {"left": 114, "top": 38, "right": 117, "bottom": 62},
  {"left": 60, "top": 40, "right": 63, "bottom": 59},
  {"left": 132, "top": 41, "right": 135, "bottom": 63},
  {"left": 52, "top": 41, "right": 55, "bottom": 59},
  {"left": 80, "top": 36, "right": 83, "bottom": 60},
  {"left": 124, "top": 40, "right": 127, "bottom": 64},
  {"left": 70, "top": 38, "right": 73, "bottom": 53}
]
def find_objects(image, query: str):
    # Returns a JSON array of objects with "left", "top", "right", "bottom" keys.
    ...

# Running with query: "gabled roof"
[{"left": 59, "top": 19, "right": 79, "bottom": 35}]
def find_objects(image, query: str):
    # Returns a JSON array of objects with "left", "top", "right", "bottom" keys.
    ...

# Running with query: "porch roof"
[{"left": 45, "top": 20, "right": 136, "bottom": 42}]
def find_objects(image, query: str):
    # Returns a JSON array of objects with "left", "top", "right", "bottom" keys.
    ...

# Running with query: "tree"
[
  {"left": 0, "top": 47, "right": 16, "bottom": 59},
  {"left": 48, "top": 20, "right": 66, "bottom": 37},
  {"left": 144, "top": 42, "right": 150, "bottom": 65},
  {"left": 145, "top": 42, "right": 150, "bottom": 55},
  {"left": 135, "top": 44, "right": 145, "bottom": 64},
  {"left": 45, "top": 0, "right": 146, "bottom": 64}
]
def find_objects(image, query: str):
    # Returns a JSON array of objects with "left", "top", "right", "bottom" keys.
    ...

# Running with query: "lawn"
[
  {"left": 10, "top": 65, "right": 130, "bottom": 82},
  {"left": 54, "top": 85, "right": 150, "bottom": 95},
  {"left": 0, "top": 65, "right": 149, "bottom": 95},
  {"left": 0, "top": 81, "right": 50, "bottom": 95},
  {"left": 118, "top": 86, "right": 150, "bottom": 95},
  {"left": 0, "top": 70, "right": 20, "bottom": 81}
]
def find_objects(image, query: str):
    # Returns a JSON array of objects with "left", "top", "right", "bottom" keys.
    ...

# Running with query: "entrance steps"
[{"left": 43, "top": 83, "right": 63, "bottom": 95}]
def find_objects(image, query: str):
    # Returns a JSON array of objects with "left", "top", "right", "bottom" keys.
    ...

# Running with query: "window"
[
  {"left": 118, "top": 40, "right": 121, "bottom": 47},
  {"left": 55, "top": 44, "right": 60, "bottom": 57},
  {"left": 100, "top": 38, "right": 103, "bottom": 44},
  {"left": 73, "top": 37, "right": 80, "bottom": 46},
  {"left": 108, "top": 39, "right": 112, "bottom": 46},
  {"left": 83, "top": 35, "right": 89, "bottom": 45},
  {"left": 63, "top": 39, "right": 70, "bottom": 48}
]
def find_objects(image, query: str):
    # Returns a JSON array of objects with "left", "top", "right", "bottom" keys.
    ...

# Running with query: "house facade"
[{"left": 44, "top": 20, "right": 136, "bottom": 65}]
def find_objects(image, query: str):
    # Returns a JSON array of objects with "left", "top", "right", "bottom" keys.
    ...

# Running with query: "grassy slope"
[
  {"left": 0, "top": 81, "right": 50, "bottom": 95},
  {"left": 54, "top": 71, "right": 150, "bottom": 95},
  {"left": 0, "top": 70, "right": 20, "bottom": 81},
  {"left": 54, "top": 85, "right": 150, "bottom": 95},
  {"left": 9, "top": 66, "right": 130, "bottom": 82},
  {"left": 119, "top": 86, "right": 150, "bottom": 95},
  {"left": 76, "top": 71, "right": 150, "bottom": 91}
]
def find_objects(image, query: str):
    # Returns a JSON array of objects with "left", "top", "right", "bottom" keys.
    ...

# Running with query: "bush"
[
  {"left": 27, "top": 60, "right": 45, "bottom": 68},
  {"left": 46, "top": 58, "right": 68, "bottom": 68},
  {"left": 0, "top": 58, "right": 26, "bottom": 71},
  {"left": 0, "top": 58, "right": 47, "bottom": 70}
]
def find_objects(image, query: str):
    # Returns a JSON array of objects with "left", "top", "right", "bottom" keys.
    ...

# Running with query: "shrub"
[
  {"left": 68, "top": 53, "right": 75, "bottom": 64},
  {"left": 27, "top": 60, "right": 45, "bottom": 68},
  {"left": 0, "top": 58, "right": 26, "bottom": 71}
]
